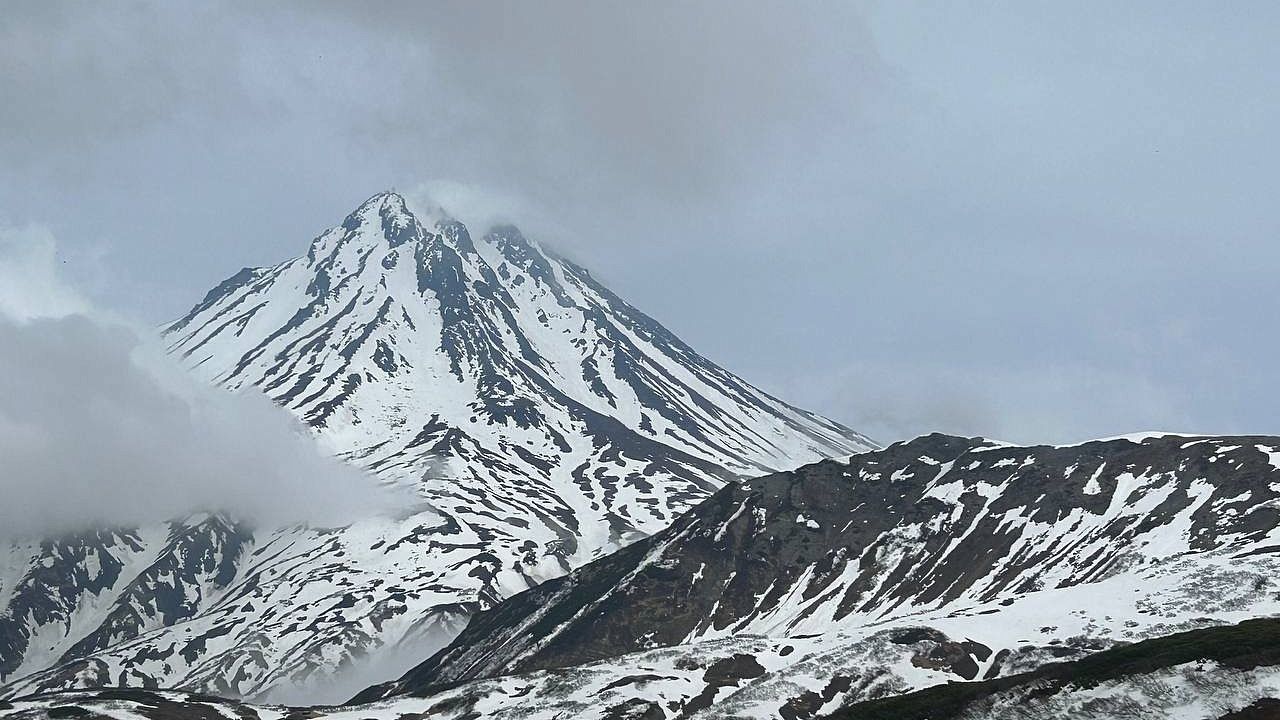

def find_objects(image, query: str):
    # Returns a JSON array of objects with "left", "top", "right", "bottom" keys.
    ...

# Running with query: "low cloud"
[
  {"left": 258, "top": 620, "right": 458, "bottom": 706},
  {"left": 0, "top": 224, "right": 90, "bottom": 321},
  {"left": 0, "top": 227, "right": 400, "bottom": 539},
  {"left": 775, "top": 359, "right": 1196, "bottom": 447}
]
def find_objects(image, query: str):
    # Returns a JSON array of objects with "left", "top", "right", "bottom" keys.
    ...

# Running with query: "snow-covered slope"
[
  {"left": 9, "top": 434, "right": 1280, "bottom": 719},
  {"left": 0, "top": 192, "right": 872, "bottom": 701},
  {"left": 348, "top": 433, "right": 1280, "bottom": 718}
]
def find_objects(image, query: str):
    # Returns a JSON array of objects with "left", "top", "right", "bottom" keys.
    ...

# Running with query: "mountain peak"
[
  {"left": 170, "top": 186, "right": 873, "bottom": 489},
  {"left": 331, "top": 190, "right": 421, "bottom": 249},
  {"left": 339, "top": 190, "right": 409, "bottom": 228},
  {"left": 358, "top": 189, "right": 409, "bottom": 213}
]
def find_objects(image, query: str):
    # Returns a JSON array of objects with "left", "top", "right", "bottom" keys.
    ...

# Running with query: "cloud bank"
[{"left": 0, "top": 227, "right": 399, "bottom": 539}]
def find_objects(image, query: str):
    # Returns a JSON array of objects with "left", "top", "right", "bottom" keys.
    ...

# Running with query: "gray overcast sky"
[{"left": 2, "top": 1, "right": 1277, "bottom": 445}]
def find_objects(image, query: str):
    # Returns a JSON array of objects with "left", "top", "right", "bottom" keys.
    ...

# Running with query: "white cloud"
[
  {"left": 0, "top": 224, "right": 90, "bottom": 321},
  {"left": 0, "top": 226, "right": 402, "bottom": 539},
  {"left": 773, "top": 357, "right": 1196, "bottom": 447}
]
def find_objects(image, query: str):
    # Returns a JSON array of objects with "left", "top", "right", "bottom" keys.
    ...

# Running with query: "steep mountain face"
[
  {"left": 347, "top": 433, "right": 1280, "bottom": 718},
  {"left": 0, "top": 192, "right": 872, "bottom": 701}
]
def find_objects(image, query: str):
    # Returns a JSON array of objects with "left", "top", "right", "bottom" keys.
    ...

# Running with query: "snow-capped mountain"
[
  {"left": 345, "top": 433, "right": 1280, "bottom": 718},
  {"left": 0, "top": 191, "right": 873, "bottom": 701},
  {"left": 165, "top": 190, "right": 872, "bottom": 556}
]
